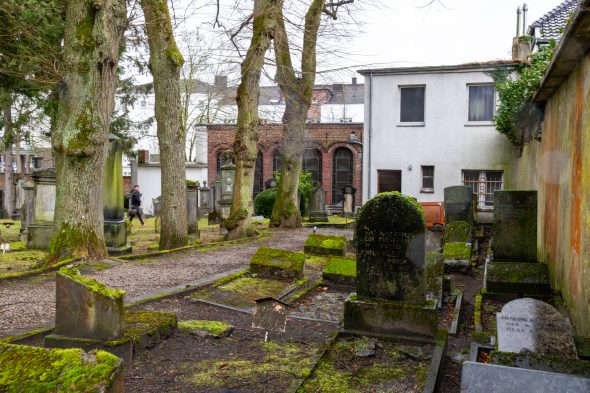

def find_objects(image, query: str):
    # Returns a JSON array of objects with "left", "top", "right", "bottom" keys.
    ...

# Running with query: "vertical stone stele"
[{"left": 343, "top": 192, "right": 438, "bottom": 338}]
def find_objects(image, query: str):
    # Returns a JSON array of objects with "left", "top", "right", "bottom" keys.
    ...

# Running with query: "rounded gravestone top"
[{"left": 357, "top": 192, "right": 425, "bottom": 234}]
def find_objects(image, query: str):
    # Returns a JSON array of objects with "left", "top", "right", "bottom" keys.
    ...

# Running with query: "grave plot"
[
  {"left": 299, "top": 335, "right": 434, "bottom": 392},
  {"left": 189, "top": 247, "right": 313, "bottom": 311},
  {"left": 304, "top": 233, "right": 347, "bottom": 256}
]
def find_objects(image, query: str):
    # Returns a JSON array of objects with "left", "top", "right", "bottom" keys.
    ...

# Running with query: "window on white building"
[
  {"left": 468, "top": 84, "right": 495, "bottom": 122},
  {"left": 399, "top": 86, "right": 425, "bottom": 124},
  {"left": 462, "top": 170, "right": 503, "bottom": 208},
  {"left": 421, "top": 166, "right": 434, "bottom": 192}
]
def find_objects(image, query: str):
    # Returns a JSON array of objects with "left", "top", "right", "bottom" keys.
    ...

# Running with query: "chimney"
[
  {"left": 214, "top": 75, "right": 228, "bottom": 89},
  {"left": 352, "top": 77, "right": 357, "bottom": 85},
  {"left": 512, "top": 4, "right": 532, "bottom": 61}
]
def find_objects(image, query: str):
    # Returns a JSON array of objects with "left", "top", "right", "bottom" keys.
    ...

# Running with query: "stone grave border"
[
  {"left": 289, "top": 329, "right": 448, "bottom": 393},
  {"left": 0, "top": 267, "right": 245, "bottom": 344},
  {"left": 0, "top": 257, "right": 77, "bottom": 282}
]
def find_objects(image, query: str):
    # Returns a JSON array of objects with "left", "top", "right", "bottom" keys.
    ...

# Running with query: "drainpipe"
[{"left": 367, "top": 72, "right": 373, "bottom": 201}]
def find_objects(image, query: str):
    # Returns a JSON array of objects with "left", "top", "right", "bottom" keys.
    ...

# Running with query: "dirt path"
[{"left": 0, "top": 227, "right": 352, "bottom": 337}]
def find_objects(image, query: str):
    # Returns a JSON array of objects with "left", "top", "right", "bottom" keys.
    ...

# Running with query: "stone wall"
[
  {"left": 207, "top": 123, "right": 363, "bottom": 206},
  {"left": 510, "top": 53, "right": 590, "bottom": 335}
]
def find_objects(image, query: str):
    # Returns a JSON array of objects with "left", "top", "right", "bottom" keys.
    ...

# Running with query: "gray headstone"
[
  {"left": 444, "top": 186, "right": 474, "bottom": 225},
  {"left": 492, "top": 191, "right": 537, "bottom": 261},
  {"left": 496, "top": 298, "right": 578, "bottom": 358},
  {"left": 55, "top": 268, "right": 125, "bottom": 341},
  {"left": 186, "top": 185, "right": 198, "bottom": 234},
  {"left": 355, "top": 192, "right": 426, "bottom": 303},
  {"left": 461, "top": 361, "right": 590, "bottom": 393},
  {"left": 308, "top": 184, "right": 326, "bottom": 213}
]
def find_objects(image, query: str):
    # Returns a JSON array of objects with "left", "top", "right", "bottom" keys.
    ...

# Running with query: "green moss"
[
  {"left": 471, "top": 331, "right": 494, "bottom": 345},
  {"left": 304, "top": 234, "right": 346, "bottom": 256},
  {"left": 443, "top": 242, "right": 471, "bottom": 260},
  {"left": 186, "top": 340, "right": 316, "bottom": 389},
  {"left": 59, "top": 267, "right": 124, "bottom": 299},
  {"left": 186, "top": 179, "right": 198, "bottom": 187},
  {"left": 178, "top": 320, "right": 231, "bottom": 336},
  {"left": 217, "top": 276, "right": 289, "bottom": 299},
  {"left": 250, "top": 247, "right": 305, "bottom": 270},
  {"left": 0, "top": 343, "right": 120, "bottom": 392},
  {"left": 212, "top": 269, "right": 248, "bottom": 286},
  {"left": 224, "top": 208, "right": 248, "bottom": 231},
  {"left": 323, "top": 257, "right": 356, "bottom": 277},
  {"left": 49, "top": 221, "right": 106, "bottom": 262},
  {"left": 444, "top": 221, "right": 472, "bottom": 243},
  {"left": 166, "top": 44, "right": 184, "bottom": 67}
]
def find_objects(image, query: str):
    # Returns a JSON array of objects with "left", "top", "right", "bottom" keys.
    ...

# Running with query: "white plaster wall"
[
  {"left": 136, "top": 165, "right": 208, "bottom": 215},
  {"left": 363, "top": 69, "right": 515, "bottom": 203}
]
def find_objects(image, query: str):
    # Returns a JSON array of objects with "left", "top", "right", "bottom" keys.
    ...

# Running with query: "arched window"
[
  {"left": 215, "top": 151, "right": 224, "bottom": 178},
  {"left": 303, "top": 148, "right": 322, "bottom": 183},
  {"left": 272, "top": 149, "right": 282, "bottom": 175},
  {"left": 253, "top": 152, "right": 263, "bottom": 197},
  {"left": 332, "top": 148, "right": 353, "bottom": 204}
]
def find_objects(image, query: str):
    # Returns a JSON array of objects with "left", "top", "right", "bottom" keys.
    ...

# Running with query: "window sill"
[
  {"left": 397, "top": 122, "right": 425, "bottom": 127},
  {"left": 420, "top": 189, "right": 434, "bottom": 193},
  {"left": 464, "top": 122, "right": 494, "bottom": 127}
]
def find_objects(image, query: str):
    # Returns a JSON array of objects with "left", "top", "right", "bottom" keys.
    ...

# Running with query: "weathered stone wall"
[{"left": 510, "top": 54, "right": 590, "bottom": 335}]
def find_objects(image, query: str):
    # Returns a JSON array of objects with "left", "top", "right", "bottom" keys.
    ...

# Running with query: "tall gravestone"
[
  {"left": 444, "top": 186, "right": 474, "bottom": 225},
  {"left": 198, "top": 181, "right": 211, "bottom": 217},
  {"left": 104, "top": 135, "right": 131, "bottom": 255},
  {"left": 20, "top": 177, "right": 35, "bottom": 242},
  {"left": 492, "top": 191, "right": 537, "bottom": 262},
  {"left": 342, "top": 184, "right": 356, "bottom": 214},
  {"left": 186, "top": 181, "right": 199, "bottom": 234},
  {"left": 343, "top": 192, "right": 438, "bottom": 338},
  {"left": 308, "top": 184, "right": 328, "bottom": 222},
  {"left": 218, "top": 151, "right": 235, "bottom": 234},
  {"left": 27, "top": 168, "right": 56, "bottom": 249}
]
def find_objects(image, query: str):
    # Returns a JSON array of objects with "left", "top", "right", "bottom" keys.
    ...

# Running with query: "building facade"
[{"left": 359, "top": 62, "right": 519, "bottom": 213}]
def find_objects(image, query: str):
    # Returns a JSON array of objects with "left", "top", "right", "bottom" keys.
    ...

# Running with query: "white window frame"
[
  {"left": 465, "top": 83, "right": 496, "bottom": 126},
  {"left": 398, "top": 85, "right": 426, "bottom": 126},
  {"left": 420, "top": 165, "right": 434, "bottom": 193}
]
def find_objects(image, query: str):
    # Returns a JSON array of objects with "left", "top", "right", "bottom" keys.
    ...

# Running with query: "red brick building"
[{"left": 207, "top": 123, "right": 363, "bottom": 206}]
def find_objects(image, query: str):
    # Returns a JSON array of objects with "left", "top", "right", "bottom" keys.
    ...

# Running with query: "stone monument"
[
  {"left": 343, "top": 192, "right": 438, "bottom": 338},
  {"left": 218, "top": 150, "right": 235, "bottom": 234},
  {"left": 444, "top": 186, "right": 474, "bottom": 225},
  {"left": 27, "top": 168, "right": 56, "bottom": 249},
  {"left": 342, "top": 184, "right": 356, "bottom": 214},
  {"left": 308, "top": 183, "right": 328, "bottom": 222},
  {"left": 20, "top": 177, "right": 35, "bottom": 242},
  {"left": 198, "top": 181, "right": 210, "bottom": 217},
  {"left": 186, "top": 180, "right": 199, "bottom": 234},
  {"left": 103, "top": 134, "right": 131, "bottom": 255},
  {"left": 492, "top": 191, "right": 537, "bottom": 262}
]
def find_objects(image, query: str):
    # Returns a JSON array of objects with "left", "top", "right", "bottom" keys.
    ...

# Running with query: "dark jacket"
[{"left": 131, "top": 190, "right": 142, "bottom": 207}]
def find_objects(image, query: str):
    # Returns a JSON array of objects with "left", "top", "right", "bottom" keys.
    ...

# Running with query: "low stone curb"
[
  {"left": 449, "top": 289, "right": 464, "bottom": 337},
  {"left": 0, "top": 257, "right": 78, "bottom": 283}
]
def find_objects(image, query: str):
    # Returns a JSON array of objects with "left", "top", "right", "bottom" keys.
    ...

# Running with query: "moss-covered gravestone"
[
  {"left": 27, "top": 168, "right": 56, "bottom": 249},
  {"left": 304, "top": 233, "right": 346, "bottom": 256},
  {"left": 250, "top": 247, "right": 305, "bottom": 280},
  {"left": 444, "top": 186, "right": 474, "bottom": 225},
  {"left": 444, "top": 221, "right": 472, "bottom": 243},
  {"left": 492, "top": 191, "right": 537, "bottom": 262},
  {"left": 344, "top": 192, "right": 438, "bottom": 338},
  {"left": 53, "top": 267, "right": 125, "bottom": 341}
]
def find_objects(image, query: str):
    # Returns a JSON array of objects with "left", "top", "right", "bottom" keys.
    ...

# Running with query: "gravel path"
[{"left": 0, "top": 227, "right": 351, "bottom": 337}]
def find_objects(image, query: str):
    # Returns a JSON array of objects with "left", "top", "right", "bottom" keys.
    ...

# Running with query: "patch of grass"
[
  {"left": 323, "top": 257, "right": 356, "bottom": 277},
  {"left": 218, "top": 276, "right": 289, "bottom": 299},
  {"left": 178, "top": 320, "right": 232, "bottom": 336},
  {"left": 443, "top": 242, "right": 471, "bottom": 260}
]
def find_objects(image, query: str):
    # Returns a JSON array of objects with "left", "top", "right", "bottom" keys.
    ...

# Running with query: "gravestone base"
[
  {"left": 27, "top": 223, "right": 52, "bottom": 249},
  {"left": 486, "top": 262, "right": 550, "bottom": 295},
  {"left": 343, "top": 294, "right": 438, "bottom": 339},
  {"left": 104, "top": 220, "right": 131, "bottom": 256},
  {"left": 45, "top": 334, "right": 135, "bottom": 363},
  {"left": 308, "top": 211, "right": 329, "bottom": 222}
]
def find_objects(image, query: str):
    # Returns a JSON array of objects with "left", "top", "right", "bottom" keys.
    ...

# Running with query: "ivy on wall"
[{"left": 493, "top": 42, "right": 555, "bottom": 145}]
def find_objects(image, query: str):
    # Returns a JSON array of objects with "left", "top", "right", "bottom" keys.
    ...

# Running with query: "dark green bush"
[{"left": 254, "top": 188, "right": 277, "bottom": 218}]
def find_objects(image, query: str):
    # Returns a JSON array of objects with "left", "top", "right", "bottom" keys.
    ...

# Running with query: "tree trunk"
[
  {"left": 226, "top": 0, "right": 276, "bottom": 240},
  {"left": 140, "top": 0, "right": 188, "bottom": 249},
  {"left": 49, "top": 0, "right": 127, "bottom": 262},
  {"left": 15, "top": 129, "right": 21, "bottom": 174},
  {"left": 2, "top": 95, "right": 13, "bottom": 219},
  {"left": 269, "top": 0, "right": 324, "bottom": 228}
]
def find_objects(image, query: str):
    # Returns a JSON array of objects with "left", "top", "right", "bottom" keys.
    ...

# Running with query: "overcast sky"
[{"left": 153, "top": 0, "right": 565, "bottom": 85}]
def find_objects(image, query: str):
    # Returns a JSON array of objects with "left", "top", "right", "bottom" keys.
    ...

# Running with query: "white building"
[{"left": 359, "top": 62, "right": 518, "bottom": 210}]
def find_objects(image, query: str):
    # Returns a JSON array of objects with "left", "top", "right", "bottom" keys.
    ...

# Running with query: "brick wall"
[{"left": 207, "top": 123, "right": 363, "bottom": 205}]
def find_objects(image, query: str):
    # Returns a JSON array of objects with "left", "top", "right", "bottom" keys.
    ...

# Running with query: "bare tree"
[
  {"left": 270, "top": 0, "right": 352, "bottom": 228},
  {"left": 225, "top": 0, "right": 277, "bottom": 239}
]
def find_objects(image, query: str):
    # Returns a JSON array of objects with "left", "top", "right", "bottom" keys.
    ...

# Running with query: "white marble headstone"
[{"left": 496, "top": 298, "right": 577, "bottom": 358}]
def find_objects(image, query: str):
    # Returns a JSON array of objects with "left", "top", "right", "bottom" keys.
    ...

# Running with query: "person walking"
[{"left": 128, "top": 185, "right": 146, "bottom": 227}]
